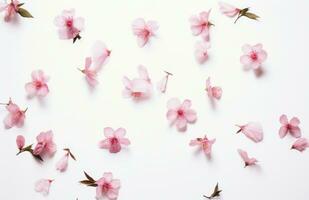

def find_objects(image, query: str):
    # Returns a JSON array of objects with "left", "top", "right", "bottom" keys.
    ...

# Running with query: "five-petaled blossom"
[
  {"left": 99, "top": 127, "right": 130, "bottom": 153},
  {"left": 25, "top": 70, "right": 49, "bottom": 98},
  {"left": 189, "top": 10, "right": 213, "bottom": 41},
  {"left": 33, "top": 130, "right": 57, "bottom": 157},
  {"left": 189, "top": 135, "right": 216, "bottom": 156},
  {"left": 195, "top": 41, "right": 211, "bottom": 64},
  {"left": 54, "top": 9, "right": 84, "bottom": 43},
  {"left": 279, "top": 114, "right": 301, "bottom": 138},
  {"left": 132, "top": 18, "right": 158, "bottom": 47},
  {"left": 240, "top": 43, "right": 267, "bottom": 70},
  {"left": 166, "top": 98, "right": 197, "bottom": 131},
  {"left": 0, "top": 0, "right": 33, "bottom": 22},
  {"left": 35, "top": 179, "right": 53, "bottom": 196},
  {"left": 2, "top": 99, "right": 26, "bottom": 129},
  {"left": 291, "top": 138, "right": 309, "bottom": 152},
  {"left": 218, "top": 2, "right": 240, "bottom": 17},
  {"left": 206, "top": 77, "right": 222, "bottom": 100},
  {"left": 122, "top": 65, "right": 152, "bottom": 100},
  {"left": 238, "top": 149, "right": 257, "bottom": 167},
  {"left": 96, "top": 172, "right": 121, "bottom": 200},
  {"left": 236, "top": 122, "right": 263, "bottom": 143}
]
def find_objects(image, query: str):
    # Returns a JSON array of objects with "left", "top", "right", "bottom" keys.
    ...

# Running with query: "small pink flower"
[
  {"left": 189, "top": 10, "right": 213, "bottom": 41},
  {"left": 189, "top": 135, "right": 215, "bottom": 156},
  {"left": 218, "top": 2, "right": 240, "bottom": 17},
  {"left": 240, "top": 43, "right": 267, "bottom": 70},
  {"left": 132, "top": 18, "right": 158, "bottom": 47},
  {"left": 16, "top": 135, "right": 25, "bottom": 150},
  {"left": 96, "top": 172, "right": 121, "bottom": 200},
  {"left": 291, "top": 138, "right": 309, "bottom": 152},
  {"left": 238, "top": 149, "right": 257, "bottom": 167},
  {"left": 166, "top": 98, "right": 197, "bottom": 131},
  {"left": 54, "top": 9, "right": 84, "bottom": 42},
  {"left": 91, "top": 40, "right": 111, "bottom": 71},
  {"left": 33, "top": 130, "right": 57, "bottom": 157},
  {"left": 99, "top": 127, "right": 130, "bottom": 153},
  {"left": 157, "top": 71, "right": 173, "bottom": 93},
  {"left": 79, "top": 57, "right": 98, "bottom": 87},
  {"left": 25, "top": 70, "right": 49, "bottom": 98},
  {"left": 122, "top": 65, "right": 152, "bottom": 100},
  {"left": 206, "top": 77, "right": 222, "bottom": 100},
  {"left": 194, "top": 41, "right": 210, "bottom": 64},
  {"left": 236, "top": 122, "right": 263, "bottom": 143},
  {"left": 0, "top": 0, "right": 19, "bottom": 22},
  {"left": 2, "top": 99, "right": 26, "bottom": 129},
  {"left": 35, "top": 179, "right": 53, "bottom": 196},
  {"left": 279, "top": 114, "right": 301, "bottom": 138}
]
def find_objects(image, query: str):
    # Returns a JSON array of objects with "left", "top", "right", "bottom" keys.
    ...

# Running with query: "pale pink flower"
[
  {"left": 218, "top": 2, "right": 240, "bottom": 17},
  {"left": 157, "top": 71, "right": 172, "bottom": 93},
  {"left": 236, "top": 122, "right": 263, "bottom": 143},
  {"left": 240, "top": 43, "right": 267, "bottom": 70},
  {"left": 189, "top": 10, "right": 213, "bottom": 41},
  {"left": 56, "top": 154, "right": 69, "bottom": 172},
  {"left": 122, "top": 65, "right": 152, "bottom": 100},
  {"left": 54, "top": 9, "right": 84, "bottom": 42},
  {"left": 291, "top": 138, "right": 309, "bottom": 152},
  {"left": 16, "top": 135, "right": 25, "bottom": 150},
  {"left": 25, "top": 70, "right": 49, "bottom": 98},
  {"left": 238, "top": 149, "right": 257, "bottom": 167},
  {"left": 33, "top": 130, "right": 57, "bottom": 157},
  {"left": 3, "top": 99, "right": 26, "bottom": 129},
  {"left": 206, "top": 77, "right": 222, "bottom": 100},
  {"left": 132, "top": 18, "right": 158, "bottom": 47},
  {"left": 96, "top": 172, "right": 121, "bottom": 200},
  {"left": 195, "top": 41, "right": 210, "bottom": 64},
  {"left": 79, "top": 57, "right": 98, "bottom": 87},
  {"left": 189, "top": 135, "right": 215, "bottom": 156},
  {"left": 279, "top": 114, "right": 301, "bottom": 138},
  {"left": 0, "top": 0, "right": 19, "bottom": 22},
  {"left": 91, "top": 41, "right": 111, "bottom": 71},
  {"left": 35, "top": 179, "right": 53, "bottom": 196},
  {"left": 166, "top": 98, "right": 197, "bottom": 131},
  {"left": 99, "top": 127, "right": 130, "bottom": 153}
]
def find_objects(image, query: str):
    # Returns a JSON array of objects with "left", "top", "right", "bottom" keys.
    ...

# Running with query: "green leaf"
[
  {"left": 244, "top": 12, "right": 259, "bottom": 20},
  {"left": 17, "top": 8, "right": 33, "bottom": 18}
]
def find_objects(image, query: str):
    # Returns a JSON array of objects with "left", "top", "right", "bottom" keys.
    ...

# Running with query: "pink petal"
[
  {"left": 238, "top": 149, "right": 257, "bottom": 167},
  {"left": 25, "top": 83, "right": 37, "bottom": 96},
  {"left": 181, "top": 99, "right": 192, "bottom": 110},
  {"left": 99, "top": 139, "right": 111, "bottom": 149},
  {"left": 166, "top": 110, "right": 178, "bottom": 123},
  {"left": 189, "top": 139, "right": 200, "bottom": 146},
  {"left": 56, "top": 154, "right": 69, "bottom": 172},
  {"left": 104, "top": 127, "right": 114, "bottom": 138},
  {"left": 292, "top": 138, "right": 309, "bottom": 152},
  {"left": 35, "top": 179, "right": 52, "bottom": 196},
  {"left": 138, "top": 65, "right": 151, "bottom": 82},
  {"left": 137, "top": 35, "right": 148, "bottom": 47},
  {"left": 114, "top": 128, "right": 126, "bottom": 138},
  {"left": 279, "top": 114, "right": 288, "bottom": 125},
  {"left": 185, "top": 109, "right": 197, "bottom": 123},
  {"left": 218, "top": 2, "right": 239, "bottom": 17},
  {"left": 16, "top": 135, "right": 25, "bottom": 150},
  {"left": 290, "top": 117, "right": 300, "bottom": 126},
  {"left": 239, "top": 122, "right": 263, "bottom": 143},
  {"left": 176, "top": 118, "right": 187, "bottom": 131},
  {"left": 132, "top": 18, "right": 146, "bottom": 35},
  {"left": 37, "top": 85, "right": 49, "bottom": 97},
  {"left": 290, "top": 127, "right": 301, "bottom": 138},
  {"left": 3, "top": 114, "right": 14, "bottom": 129},
  {"left": 119, "top": 138, "right": 130, "bottom": 146},
  {"left": 157, "top": 75, "right": 168, "bottom": 93},
  {"left": 279, "top": 126, "right": 288, "bottom": 138},
  {"left": 212, "top": 87, "right": 222, "bottom": 99}
]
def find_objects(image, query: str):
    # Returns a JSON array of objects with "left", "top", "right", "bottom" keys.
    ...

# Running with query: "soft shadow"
[{"left": 254, "top": 67, "right": 266, "bottom": 78}]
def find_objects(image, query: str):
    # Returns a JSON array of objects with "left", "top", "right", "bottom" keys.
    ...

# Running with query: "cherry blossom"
[
  {"left": 35, "top": 179, "right": 53, "bottom": 196},
  {"left": 240, "top": 43, "right": 267, "bottom": 70},
  {"left": 236, "top": 122, "right": 263, "bottom": 143},
  {"left": 195, "top": 41, "right": 210, "bottom": 64},
  {"left": 96, "top": 172, "right": 121, "bottom": 200},
  {"left": 33, "top": 130, "right": 57, "bottom": 157},
  {"left": 205, "top": 77, "right": 222, "bottom": 100},
  {"left": 122, "top": 65, "right": 152, "bottom": 100},
  {"left": 1, "top": 98, "right": 26, "bottom": 129},
  {"left": 189, "top": 10, "right": 213, "bottom": 41},
  {"left": 0, "top": 0, "right": 33, "bottom": 22},
  {"left": 99, "top": 127, "right": 130, "bottom": 153},
  {"left": 218, "top": 2, "right": 240, "bottom": 17},
  {"left": 189, "top": 135, "right": 216, "bottom": 156},
  {"left": 25, "top": 70, "right": 49, "bottom": 98},
  {"left": 16, "top": 135, "right": 25, "bottom": 150},
  {"left": 279, "top": 114, "right": 301, "bottom": 138},
  {"left": 132, "top": 18, "right": 158, "bottom": 47},
  {"left": 166, "top": 98, "right": 197, "bottom": 131},
  {"left": 238, "top": 149, "right": 257, "bottom": 167},
  {"left": 157, "top": 71, "right": 172, "bottom": 93},
  {"left": 79, "top": 57, "right": 98, "bottom": 87},
  {"left": 291, "top": 138, "right": 309, "bottom": 152},
  {"left": 54, "top": 9, "right": 84, "bottom": 43}
]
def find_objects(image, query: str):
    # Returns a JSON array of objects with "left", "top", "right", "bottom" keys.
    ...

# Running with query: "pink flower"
[
  {"left": 194, "top": 41, "right": 210, "bottom": 64},
  {"left": 240, "top": 44, "right": 267, "bottom": 70},
  {"left": 279, "top": 114, "right": 301, "bottom": 138},
  {"left": 206, "top": 77, "right": 222, "bottom": 100},
  {"left": 25, "top": 70, "right": 49, "bottom": 98},
  {"left": 56, "top": 154, "right": 69, "bottom": 172},
  {"left": 91, "top": 41, "right": 111, "bottom": 71},
  {"left": 33, "top": 130, "right": 57, "bottom": 157},
  {"left": 132, "top": 18, "right": 158, "bottom": 47},
  {"left": 238, "top": 149, "right": 257, "bottom": 167},
  {"left": 99, "top": 127, "right": 130, "bottom": 153},
  {"left": 166, "top": 98, "right": 197, "bottom": 131},
  {"left": 189, "top": 135, "right": 215, "bottom": 156},
  {"left": 79, "top": 57, "right": 98, "bottom": 87},
  {"left": 291, "top": 138, "right": 309, "bottom": 152},
  {"left": 3, "top": 99, "right": 26, "bottom": 129},
  {"left": 236, "top": 122, "right": 263, "bottom": 143},
  {"left": 0, "top": 0, "right": 19, "bottom": 22},
  {"left": 157, "top": 71, "right": 172, "bottom": 93},
  {"left": 122, "top": 65, "right": 152, "bottom": 100},
  {"left": 35, "top": 179, "right": 53, "bottom": 196},
  {"left": 96, "top": 172, "right": 121, "bottom": 200},
  {"left": 218, "top": 2, "right": 240, "bottom": 17},
  {"left": 16, "top": 135, "right": 25, "bottom": 150},
  {"left": 54, "top": 9, "right": 84, "bottom": 42},
  {"left": 189, "top": 10, "right": 213, "bottom": 41}
]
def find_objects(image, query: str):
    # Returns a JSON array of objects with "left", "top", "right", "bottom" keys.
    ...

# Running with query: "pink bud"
[{"left": 16, "top": 135, "right": 25, "bottom": 150}]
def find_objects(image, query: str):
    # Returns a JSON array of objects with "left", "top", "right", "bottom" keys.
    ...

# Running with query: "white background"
[{"left": 0, "top": 0, "right": 309, "bottom": 199}]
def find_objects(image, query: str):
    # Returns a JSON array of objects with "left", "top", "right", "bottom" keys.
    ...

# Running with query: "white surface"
[{"left": 0, "top": 0, "right": 309, "bottom": 199}]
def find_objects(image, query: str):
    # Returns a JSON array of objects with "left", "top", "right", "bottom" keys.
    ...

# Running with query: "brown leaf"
[
  {"left": 84, "top": 171, "right": 95, "bottom": 182},
  {"left": 244, "top": 12, "right": 259, "bottom": 20},
  {"left": 203, "top": 183, "right": 222, "bottom": 199},
  {"left": 17, "top": 8, "right": 33, "bottom": 18}
]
